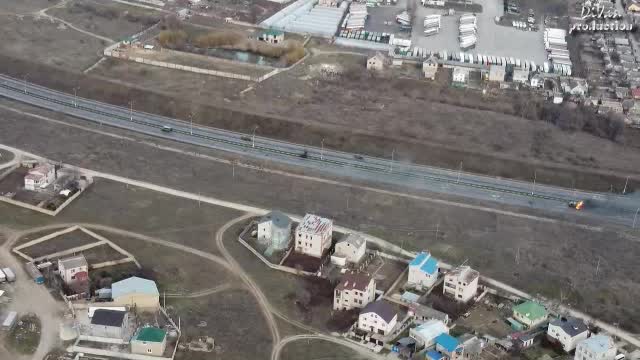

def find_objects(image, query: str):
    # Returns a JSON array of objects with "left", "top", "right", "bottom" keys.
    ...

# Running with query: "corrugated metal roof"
[
  {"left": 412, "top": 319, "right": 448, "bottom": 342},
  {"left": 427, "top": 350, "right": 445, "bottom": 360},
  {"left": 112, "top": 277, "right": 159, "bottom": 299},
  {"left": 579, "top": 335, "right": 615, "bottom": 354},
  {"left": 421, "top": 256, "right": 438, "bottom": 275},
  {"left": 513, "top": 301, "right": 547, "bottom": 321},
  {"left": 435, "top": 333, "right": 459, "bottom": 352},
  {"left": 134, "top": 327, "right": 166, "bottom": 343},
  {"left": 409, "top": 252, "right": 428, "bottom": 267}
]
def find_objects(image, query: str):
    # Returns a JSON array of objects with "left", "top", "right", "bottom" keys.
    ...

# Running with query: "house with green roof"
[
  {"left": 131, "top": 327, "right": 167, "bottom": 356},
  {"left": 512, "top": 301, "right": 548, "bottom": 328}
]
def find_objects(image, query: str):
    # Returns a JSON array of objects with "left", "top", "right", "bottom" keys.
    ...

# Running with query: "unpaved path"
[{"left": 271, "top": 334, "right": 385, "bottom": 360}]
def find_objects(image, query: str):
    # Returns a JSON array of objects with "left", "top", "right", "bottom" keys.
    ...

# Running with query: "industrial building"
[{"left": 261, "top": 0, "right": 347, "bottom": 38}]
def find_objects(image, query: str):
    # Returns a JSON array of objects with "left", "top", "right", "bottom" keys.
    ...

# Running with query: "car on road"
[
  {"left": 354, "top": 155, "right": 364, "bottom": 160},
  {"left": 161, "top": 126, "right": 173, "bottom": 133}
]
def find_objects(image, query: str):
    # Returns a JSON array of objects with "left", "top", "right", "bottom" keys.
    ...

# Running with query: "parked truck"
[
  {"left": 26, "top": 262, "right": 44, "bottom": 284},
  {"left": 2, "top": 268, "right": 15, "bottom": 282},
  {"left": 2, "top": 312, "right": 17, "bottom": 331}
]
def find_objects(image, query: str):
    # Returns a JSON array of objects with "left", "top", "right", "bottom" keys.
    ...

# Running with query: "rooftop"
[
  {"left": 427, "top": 350, "right": 445, "bottom": 360},
  {"left": 134, "top": 327, "right": 167, "bottom": 343},
  {"left": 579, "top": 335, "right": 615, "bottom": 354},
  {"left": 413, "top": 319, "right": 448, "bottom": 340},
  {"left": 410, "top": 252, "right": 438, "bottom": 275},
  {"left": 436, "top": 333, "right": 460, "bottom": 352},
  {"left": 337, "top": 233, "right": 365, "bottom": 248},
  {"left": 260, "top": 210, "right": 291, "bottom": 230},
  {"left": 112, "top": 276, "right": 159, "bottom": 299},
  {"left": 59, "top": 254, "right": 88, "bottom": 270},
  {"left": 297, "top": 214, "right": 332, "bottom": 235},
  {"left": 360, "top": 300, "right": 397, "bottom": 323},
  {"left": 550, "top": 316, "right": 588, "bottom": 337},
  {"left": 513, "top": 301, "right": 547, "bottom": 321},
  {"left": 446, "top": 266, "right": 479, "bottom": 283},
  {"left": 336, "top": 272, "right": 372, "bottom": 291},
  {"left": 91, "top": 309, "right": 126, "bottom": 327}
]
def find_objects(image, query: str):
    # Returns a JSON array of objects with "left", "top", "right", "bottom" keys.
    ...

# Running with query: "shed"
[
  {"left": 131, "top": 327, "right": 167, "bottom": 356},
  {"left": 89, "top": 309, "right": 129, "bottom": 339}
]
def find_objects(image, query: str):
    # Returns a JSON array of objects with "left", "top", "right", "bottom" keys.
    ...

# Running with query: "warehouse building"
[{"left": 111, "top": 277, "right": 160, "bottom": 311}]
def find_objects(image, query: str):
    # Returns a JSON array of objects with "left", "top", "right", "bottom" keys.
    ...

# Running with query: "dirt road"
[{"left": 271, "top": 334, "right": 385, "bottom": 360}]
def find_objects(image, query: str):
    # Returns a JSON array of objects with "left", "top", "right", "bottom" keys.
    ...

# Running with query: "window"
[{"left": 147, "top": 349, "right": 152, "bottom": 353}]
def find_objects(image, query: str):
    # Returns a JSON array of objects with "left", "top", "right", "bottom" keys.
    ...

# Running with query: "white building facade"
[
  {"left": 409, "top": 319, "right": 448, "bottom": 348},
  {"left": 331, "top": 233, "right": 366, "bottom": 266},
  {"left": 333, "top": 272, "right": 376, "bottom": 310},
  {"left": 547, "top": 317, "right": 589, "bottom": 352},
  {"left": 358, "top": 301, "right": 398, "bottom": 336},
  {"left": 24, "top": 164, "right": 55, "bottom": 191},
  {"left": 443, "top": 266, "right": 479, "bottom": 302},
  {"left": 294, "top": 214, "right": 333, "bottom": 258},
  {"left": 58, "top": 255, "right": 89, "bottom": 285},
  {"left": 408, "top": 252, "right": 439, "bottom": 289},
  {"left": 257, "top": 211, "right": 292, "bottom": 250}
]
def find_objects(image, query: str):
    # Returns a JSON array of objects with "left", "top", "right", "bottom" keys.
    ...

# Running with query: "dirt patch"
[
  {"left": 0, "top": 0, "right": 51, "bottom": 14},
  {"left": 280, "top": 338, "right": 370, "bottom": 360},
  {"left": 48, "top": 0, "right": 162, "bottom": 40},
  {"left": 15, "top": 229, "right": 100, "bottom": 259},
  {"left": 6, "top": 314, "right": 41, "bottom": 355},
  {"left": 168, "top": 290, "right": 273, "bottom": 360},
  {"left": 0, "top": 16, "right": 105, "bottom": 71}
]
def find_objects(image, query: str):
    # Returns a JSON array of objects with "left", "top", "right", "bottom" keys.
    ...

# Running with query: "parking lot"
[{"left": 363, "top": 0, "right": 546, "bottom": 64}]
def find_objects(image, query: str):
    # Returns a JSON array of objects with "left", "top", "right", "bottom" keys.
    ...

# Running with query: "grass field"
[
  {"left": 6, "top": 314, "right": 41, "bottom": 355},
  {"left": 0, "top": 0, "right": 50, "bottom": 14},
  {"left": 0, "top": 149, "right": 14, "bottom": 165},
  {"left": 0, "top": 16, "right": 105, "bottom": 71},
  {"left": 168, "top": 290, "right": 273, "bottom": 360},
  {"left": 48, "top": 0, "right": 161, "bottom": 40},
  {"left": 280, "top": 339, "right": 370, "bottom": 360}
]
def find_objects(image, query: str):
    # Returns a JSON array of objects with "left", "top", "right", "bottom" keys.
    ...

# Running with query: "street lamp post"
[
  {"left": 252, "top": 125, "right": 258, "bottom": 148},
  {"left": 189, "top": 113, "right": 194, "bottom": 135},
  {"left": 74, "top": 87, "right": 80, "bottom": 108},
  {"left": 457, "top": 161, "right": 463, "bottom": 184},
  {"left": 634, "top": 207, "right": 639, "bottom": 229},
  {"left": 23, "top": 74, "right": 29, "bottom": 94},
  {"left": 623, "top": 176, "right": 629, "bottom": 195},
  {"left": 389, "top": 148, "right": 395, "bottom": 172},
  {"left": 321, "top": 138, "right": 325, "bottom": 160},
  {"left": 129, "top": 100, "right": 134, "bottom": 121}
]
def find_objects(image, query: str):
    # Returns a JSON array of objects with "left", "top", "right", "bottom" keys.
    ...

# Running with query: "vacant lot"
[
  {"left": 48, "top": 0, "right": 161, "bottom": 40},
  {"left": 0, "top": 16, "right": 105, "bottom": 71},
  {"left": 57, "top": 179, "right": 244, "bottom": 256},
  {"left": 6, "top": 314, "right": 41, "bottom": 355},
  {"left": 0, "top": 102, "right": 639, "bottom": 331},
  {"left": 0, "top": 149, "right": 14, "bottom": 165},
  {"left": 280, "top": 339, "right": 370, "bottom": 360},
  {"left": 168, "top": 290, "right": 272, "bottom": 360},
  {"left": 16, "top": 229, "right": 100, "bottom": 259},
  {"left": 0, "top": 0, "right": 50, "bottom": 14}
]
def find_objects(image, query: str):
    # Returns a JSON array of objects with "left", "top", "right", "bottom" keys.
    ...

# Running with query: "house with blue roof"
[
  {"left": 575, "top": 335, "right": 617, "bottom": 360},
  {"left": 435, "top": 333, "right": 464, "bottom": 360},
  {"left": 427, "top": 350, "right": 445, "bottom": 360},
  {"left": 408, "top": 251, "right": 439, "bottom": 289}
]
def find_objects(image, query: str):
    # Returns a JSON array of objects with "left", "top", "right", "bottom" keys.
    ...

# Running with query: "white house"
[
  {"left": 575, "top": 335, "right": 616, "bottom": 360},
  {"left": 331, "top": 233, "right": 366, "bottom": 266},
  {"left": 58, "top": 255, "right": 89, "bottom": 285},
  {"left": 547, "top": 317, "right": 589, "bottom": 352},
  {"left": 294, "top": 214, "right": 333, "bottom": 258},
  {"left": 367, "top": 53, "right": 388, "bottom": 71},
  {"left": 358, "top": 301, "right": 398, "bottom": 336},
  {"left": 423, "top": 56, "right": 439, "bottom": 80},
  {"left": 408, "top": 252, "right": 439, "bottom": 289},
  {"left": 530, "top": 74, "right": 544, "bottom": 88},
  {"left": 512, "top": 301, "right": 548, "bottom": 329},
  {"left": 443, "top": 266, "right": 479, "bottom": 303},
  {"left": 257, "top": 211, "right": 292, "bottom": 251},
  {"left": 452, "top": 67, "right": 470, "bottom": 84},
  {"left": 257, "top": 29, "right": 285, "bottom": 44},
  {"left": 24, "top": 164, "right": 55, "bottom": 191},
  {"left": 488, "top": 65, "right": 506, "bottom": 82},
  {"left": 333, "top": 272, "right": 376, "bottom": 310},
  {"left": 409, "top": 319, "right": 448, "bottom": 348},
  {"left": 513, "top": 69, "right": 530, "bottom": 84}
]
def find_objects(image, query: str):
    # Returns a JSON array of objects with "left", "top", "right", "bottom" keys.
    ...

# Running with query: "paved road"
[{"left": 0, "top": 74, "right": 638, "bottom": 227}]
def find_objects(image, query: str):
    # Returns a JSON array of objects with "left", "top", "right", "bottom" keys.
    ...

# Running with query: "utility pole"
[
  {"left": 252, "top": 125, "right": 258, "bottom": 148},
  {"left": 595, "top": 257, "right": 601, "bottom": 277},
  {"left": 23, "top": 74, "right": 29, "bottom": 94},
  {"left": 457, "top": 161, "right": 463, "bottom": 184},
  {"left": 129, "top": 100, "right": 134, "bottom": 121},
  {"left": 74, "top": 87, "right": 80, "bottom": 108},
  {"left": 623, "top": 176, "right": 629, "bottom": 195},
  {"left": 189, "top": 112, "right": 194, "bottom": 135},
  {"left": 320, "top": 138, "right": 325, "bottom": 160},
  {"left": 434, "top": 221, "right": 440, "bottom": 242},
  {"left": 389, "top": 148, "right": 395, "bottom": 173},
  {"left": 633, "top": 207, "right": 639, "bottom": 228},
  {"left": 232, "top": 161, "right": 235, "bottom": 178},
  {"left": 531, "top": 170, "right": 537, "bottom": 196}
]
